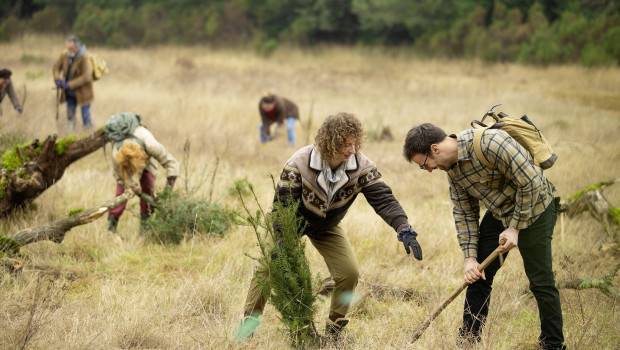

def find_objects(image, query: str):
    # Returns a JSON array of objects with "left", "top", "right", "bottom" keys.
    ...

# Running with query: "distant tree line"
[{"left": 1, "top": 0, "right": 619, "bottom": 66}]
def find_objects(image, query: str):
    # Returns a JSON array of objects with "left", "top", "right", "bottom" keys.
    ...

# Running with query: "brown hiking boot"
[{"left": 321, "top": 317, "right": 352, "bottom": 347}]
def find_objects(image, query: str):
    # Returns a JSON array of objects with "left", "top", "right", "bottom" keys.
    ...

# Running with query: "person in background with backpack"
[
  {"left": 0, "top": 69, "right": 22, "bottom": 116},
  {"left": 52, "top": 35, "right": 94, "bottom": 130},
  {"left": 104, "top": 112, "right": 180, "bottom": 233},
  {"left": 258, "top": 93, "right": 299, "bottom": 147},
  {"left": 402, "top": 123, "right": 565, "bottom": 350}
]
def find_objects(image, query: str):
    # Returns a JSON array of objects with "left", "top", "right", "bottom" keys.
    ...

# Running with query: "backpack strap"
[{"left": 473, "top": 128, "right": 496, "bottom": 169}]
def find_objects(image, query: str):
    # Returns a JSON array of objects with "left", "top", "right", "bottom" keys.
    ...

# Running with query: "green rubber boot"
[{"left": 235, "top": 313, "right": 261, "bottom": 340}]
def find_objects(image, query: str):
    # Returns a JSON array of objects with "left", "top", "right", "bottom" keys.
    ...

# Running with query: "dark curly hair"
[
  {"left": 402, "top": 123, "right": 447, "bottom": 162},
  {"left": 315, "top": 113, "right": 365, "bottom": 162}
]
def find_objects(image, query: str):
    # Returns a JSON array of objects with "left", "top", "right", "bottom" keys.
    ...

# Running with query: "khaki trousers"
[{"left": 243, "top": 225, "right": 360, "bottom": 317}]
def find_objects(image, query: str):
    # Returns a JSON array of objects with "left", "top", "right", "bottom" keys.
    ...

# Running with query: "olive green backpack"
[{"left": 471, "top": 104, "right": 557, "bottom": 170}]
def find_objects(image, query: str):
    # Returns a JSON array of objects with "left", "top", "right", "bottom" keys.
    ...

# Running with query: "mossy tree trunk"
[
  {"left": 561, "top": 179, "right": 619, "bottom": 237},
  {"left": 1, "top": 192, "right": 133, "bottom": 273},
  {"left": 0, "top": 130, "right": 105, "bottom": 217},
  {"left": 7, "top": 192, "right": 133, "bottom": 246},
  {"left": 558, "top": 263, "right": 620, "bottom": 300}
]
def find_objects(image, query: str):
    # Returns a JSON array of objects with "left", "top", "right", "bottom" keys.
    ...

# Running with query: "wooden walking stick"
[
  {"left": 55, "top": 87, "right": 60, "bottom": 121},
  {"left": 407, "top": 238, "right": 507, "bottom": 344}
]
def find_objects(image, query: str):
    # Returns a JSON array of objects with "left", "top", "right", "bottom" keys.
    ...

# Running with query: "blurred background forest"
[{"left": 1, "top": 0, "right": 619, "bottom": 67}]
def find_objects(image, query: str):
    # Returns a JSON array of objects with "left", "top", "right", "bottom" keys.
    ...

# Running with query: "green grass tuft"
[{"left": 0, "top": 234, "right": 21, "bottom": 255}]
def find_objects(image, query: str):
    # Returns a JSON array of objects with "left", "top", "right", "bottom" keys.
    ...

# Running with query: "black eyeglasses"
[{"left": 419, "top": 153, "right": 429, "bottom": 170}]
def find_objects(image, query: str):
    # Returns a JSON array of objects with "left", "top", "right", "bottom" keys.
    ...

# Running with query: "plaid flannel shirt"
[{"left": 447, "top": 129, "right": 556, "bottom": 259}]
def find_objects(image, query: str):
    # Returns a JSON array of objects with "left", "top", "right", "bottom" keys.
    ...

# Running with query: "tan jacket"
[
  {"left": 111, "top": 126, "right": 180, "bottom": 183},
  {"left": 52, "top": 51, "right": 94, "bottom": 106}
]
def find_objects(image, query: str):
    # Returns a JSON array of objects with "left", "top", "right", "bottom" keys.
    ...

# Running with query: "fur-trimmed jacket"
[{"left": 275, "top": 145, "right": 409, "bottom": 238}]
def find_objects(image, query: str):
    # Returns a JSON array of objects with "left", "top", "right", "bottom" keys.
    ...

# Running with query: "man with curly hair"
[{"left": 237, "top": 112, "right": 423, "bottom": 342}]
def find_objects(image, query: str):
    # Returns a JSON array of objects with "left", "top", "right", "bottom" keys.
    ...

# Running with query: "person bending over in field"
[
  {"left": 258, "top": 93, "right": 299, "bottom": 147},
  {"left": 403, "top": 123, "right": 565, "bottom": 350},
  {"left": 0, "top": 69, "right": 22, "bottom": 116},
  {"left": 107, "top": 113, "right": 180, "bottom": 233},
  {"left": 237, "top": 112, "right": 423, "bottom": 342}
]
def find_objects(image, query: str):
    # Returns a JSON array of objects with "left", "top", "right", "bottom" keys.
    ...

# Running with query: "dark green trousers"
[{"left": 462, "top": 198, "right": 564, "bottom": 348}]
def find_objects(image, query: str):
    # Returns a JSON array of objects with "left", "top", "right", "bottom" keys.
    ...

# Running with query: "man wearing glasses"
[{"left": 402, "top": 123, "right": 565, "bottom": 350}]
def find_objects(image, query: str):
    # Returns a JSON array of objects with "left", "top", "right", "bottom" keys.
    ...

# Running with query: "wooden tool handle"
[{"left": 408, "top": 238, "right": 507, "bottom": 344}]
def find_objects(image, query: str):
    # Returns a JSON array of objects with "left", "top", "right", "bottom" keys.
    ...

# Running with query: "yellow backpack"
[
  {"left": 90, "top": 53, "right": 109, "bottom": 81},
  {"left": 472, "top": 104, "right": 557, "bottom": 170}
]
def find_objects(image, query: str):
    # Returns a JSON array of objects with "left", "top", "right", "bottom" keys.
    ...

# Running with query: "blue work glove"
[
  {"left": 17, "top": 108, "right": 22, "bottom": 114},
  {"left": 397, "top": 225, "right": 423, "bottom": 260},
  {"left": 64, "top": 81, "right": 70, "bottom": 89},
  {"left": 54, "top": 79, "right": 63, "bottom": 88}
]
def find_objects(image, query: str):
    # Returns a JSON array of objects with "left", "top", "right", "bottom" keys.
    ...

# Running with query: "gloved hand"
[
  {"left": 55, "top": 79, "right": 63, "bottom": 88},
  {"left": 397, "top": 225, "right": 423, "bottom": 260},
  {"left": 129, "top": 181, "right": 142, "bottom": 193},
  {"left": 64, "top": 81, "right": 70, "bottom": 89},
  {"left": 17, "top": 108, "right": 22, "bottom": 114},
  {"left": 166, "top": 176, "right": 177, "bottom": 188}
]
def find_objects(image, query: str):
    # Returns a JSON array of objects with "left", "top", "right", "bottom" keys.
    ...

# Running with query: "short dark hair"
[
  {"left": 402, "top": 123, "right": 447, "bottom": 163},
  {"left": 0, "top": 69, "right": 11, "bottom": 79}
]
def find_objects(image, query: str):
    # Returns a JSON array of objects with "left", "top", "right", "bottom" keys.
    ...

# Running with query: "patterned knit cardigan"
[{"left": 274, "top": 145, "right": 409, "bottom": 238}]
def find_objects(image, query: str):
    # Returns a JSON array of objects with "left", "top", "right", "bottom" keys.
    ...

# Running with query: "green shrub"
[
  {"left": 581, "top": 43, "right": 615, "bottom": 67},
  {"left": 603, "top": 26, "right": 620, "bottom": 63},
  {"left": 253, "top": 31, "right": 278, "bottom": 57},
  {"left": 0, "top": 16, "right": 25, "bottom": 41},
  {"left": 28, "top": 6, "right": 70, "bottom": 33},
  {"left": 143, "top": 189, "right": 236, "bottom": 244}
]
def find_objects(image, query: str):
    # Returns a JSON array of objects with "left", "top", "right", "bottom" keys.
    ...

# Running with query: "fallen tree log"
[
  {"left": 5, "top": 191, "right": 133, "bottom": 246},
  {"left": 0, "top": 129, "right": 105, "bottom": 218},
  {"left": 558, "top": 262, "right": 620, "bottom": 300},
  {"left": 561, "top": 179, "right": 619, "bottom": 237}
]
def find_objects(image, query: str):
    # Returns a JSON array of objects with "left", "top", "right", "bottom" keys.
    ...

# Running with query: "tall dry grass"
[{"left": 0, "top": 34, "right": 619, "bottom": 349}]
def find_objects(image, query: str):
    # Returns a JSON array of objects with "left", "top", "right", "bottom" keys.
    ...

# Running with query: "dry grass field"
[{"left": 1, "top": 34, "right": 619, "bottom": 349}]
